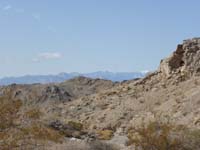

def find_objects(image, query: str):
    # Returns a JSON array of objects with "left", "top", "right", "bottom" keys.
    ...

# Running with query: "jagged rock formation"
[{"left": 159, "top": 38, "right": 200, "bottom": 77}]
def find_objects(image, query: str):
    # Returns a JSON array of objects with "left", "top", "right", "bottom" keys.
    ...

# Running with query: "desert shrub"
[
  {"left": 0, "top": 98, "right": 22, "bottom": 130},
  {"left": 22, "top": 123, "right": 63, "bottom": 143},
  {"left": 128, "top": 120, "right": 200, "bottom": 150},
  {"left": 0, "top": 96, "right": 64, "bottom": 150},
  {"left": 97, "top": 130, "right": 114, "bottom": 140},
  {"left": 25, "top": 108, "right": 43, "bottom": 120},
  {"left": 66, "top": 121, "right": 85, "bottom": 138},
  {"left": 68, "top": 121, "right": 83, "bottom": 131},
  {"left": 49, "top": 120, "right": 86, "bottom": 139},
  {"left": 0, "top": 96, "right": 23, "bottom": 150}
]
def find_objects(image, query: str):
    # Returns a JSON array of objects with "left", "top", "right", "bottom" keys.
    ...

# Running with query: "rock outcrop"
[{"left": 159, "top": 38, "right": 200, "bottom": 77}]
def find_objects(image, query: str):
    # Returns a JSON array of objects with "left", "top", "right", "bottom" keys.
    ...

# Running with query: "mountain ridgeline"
[{"left": 0, "top": 71, "right": 147, "bottom": 85}]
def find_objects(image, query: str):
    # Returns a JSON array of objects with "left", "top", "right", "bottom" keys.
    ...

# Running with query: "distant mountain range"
[{"left": 0, "top": 71, "right": 148, "bottom": 85}]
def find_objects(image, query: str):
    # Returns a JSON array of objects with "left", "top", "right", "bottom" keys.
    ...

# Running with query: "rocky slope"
[
  {"left": 1, "top": 38, "right": 200, "bottom": 149},
  {"left": 45, "top": 38, "right": 200, "bottom": 130},
  {"left": 45, "top": 38, "right": 200, "bottom": 149},
  {"left": 0, "top": 77, "right": 115, "bottom": 105}
]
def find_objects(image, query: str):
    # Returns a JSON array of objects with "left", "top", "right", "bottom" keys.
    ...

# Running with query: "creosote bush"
[
  {"left": 97, "top": 130, "right": 114, "bottom": 140},
  {"left": 128, "top": 119, "right": 200, "bottom": 150},
  {"left": 68, "top": 121, "right": 83, "bottom": 130}
]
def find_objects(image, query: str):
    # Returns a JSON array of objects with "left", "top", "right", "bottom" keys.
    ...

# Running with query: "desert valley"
[{"left": 1, "top": 38, "right": 200, "bottom": 150}]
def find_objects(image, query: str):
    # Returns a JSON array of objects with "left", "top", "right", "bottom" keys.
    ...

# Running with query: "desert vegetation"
[
  {"left": 97, "top": 129, "right": 114, "bottom": 140},
  {"left": 1, "top": 93, "right": 200, "bottom": 150},
  {"left": 0, "top": 95, "right": 64, "bottom": 150},
  {"left": 128, "top": 119, "right": 200, "bottom": 150}
]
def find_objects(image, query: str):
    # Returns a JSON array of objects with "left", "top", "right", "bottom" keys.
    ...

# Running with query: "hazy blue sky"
[{"left": 1, "top": 0, "right": 200, "bottom": 77}]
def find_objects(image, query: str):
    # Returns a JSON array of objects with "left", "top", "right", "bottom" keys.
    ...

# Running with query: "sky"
[{"left": 1, "top": 0, "right": 200, "bottom": 78}]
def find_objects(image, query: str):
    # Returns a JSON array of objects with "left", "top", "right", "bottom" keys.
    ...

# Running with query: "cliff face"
[{"left": 159, "top": 38, "right": 200, "bottom": 77}]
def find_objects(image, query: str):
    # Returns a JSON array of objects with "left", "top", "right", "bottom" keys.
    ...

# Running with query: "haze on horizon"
[{"left": 1, "top": 0, "right": 200, "bottom": 78}]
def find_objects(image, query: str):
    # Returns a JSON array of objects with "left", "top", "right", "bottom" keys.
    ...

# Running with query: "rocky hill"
[
  {"left": 47, "top": 38, "right": 200, "bottom": 130},
  {"left": 0, "top": 76, "right": 115, "bottom": 105},
  {"left": 1, "top": 38, "right": 200, "bottom": 150}
]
